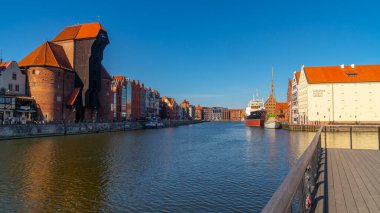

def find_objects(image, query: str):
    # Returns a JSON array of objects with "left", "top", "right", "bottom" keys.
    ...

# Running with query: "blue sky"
[{"left": 1, "top": 0, "right": 380, "bottom": 108}]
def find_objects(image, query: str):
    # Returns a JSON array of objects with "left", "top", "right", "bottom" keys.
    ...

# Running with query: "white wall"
[
  {"left": 306, "top": 82, "right": 380, "bottom": 123},
  {"left": 297, "top": 66, "right": 309, "bottom": 124},
  {"left": 0, "top": 61, "right": 26, "bottom": 96}
]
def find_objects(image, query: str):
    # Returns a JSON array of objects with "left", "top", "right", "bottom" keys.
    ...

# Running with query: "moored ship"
[{"left": 245, "top": 92, "right": 266, "bottom": 127}]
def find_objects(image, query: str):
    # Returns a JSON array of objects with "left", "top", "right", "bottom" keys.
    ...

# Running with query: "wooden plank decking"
[{"left": 314, "top": 149, "right": 380, "bottom": 213}]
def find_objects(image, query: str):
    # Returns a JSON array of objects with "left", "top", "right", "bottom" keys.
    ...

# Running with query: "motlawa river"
[{"left": 0, "top": 122, "right": 316, "bottom": 212}]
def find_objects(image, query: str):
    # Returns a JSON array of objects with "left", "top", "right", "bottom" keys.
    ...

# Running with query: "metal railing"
[{"left": 262, "top": 126, "right": 323, "bottom": 213}]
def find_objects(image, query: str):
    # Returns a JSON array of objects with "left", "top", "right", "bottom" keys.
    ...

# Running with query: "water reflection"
[{"left": 0, "top": 122, "right": 332, "bottom": 212}]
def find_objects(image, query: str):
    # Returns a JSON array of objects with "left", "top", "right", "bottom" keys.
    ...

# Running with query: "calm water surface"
[{"left": 0, "top": 122, "right": 318, "bottom": 212}]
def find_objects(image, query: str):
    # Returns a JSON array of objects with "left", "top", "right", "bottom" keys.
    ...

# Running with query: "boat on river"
[
  {"left": 145, "top": 117, "right": 164, "bottom": 129},
  {"left": 264, "top": 117, "right": 281, "bottom": 129},
  {"left": 245, "top": 91, "right": 266, "bottom": 127}
]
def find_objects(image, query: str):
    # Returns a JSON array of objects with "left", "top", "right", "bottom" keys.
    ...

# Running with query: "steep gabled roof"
[
  {"left": 0, "top": 61, "right": 13, "bottom": 71},
  {"left": 295, "top": 72, "right": 300, "bottom": 84},
  {"left": 19, "top": 41, "right": 72, "bottom": 70},
  {"left": 52, "top": 22, "right": 107, "bottom": 42},
  {"left": 304, "top": 65, "right": 380, "bottom": 84}
]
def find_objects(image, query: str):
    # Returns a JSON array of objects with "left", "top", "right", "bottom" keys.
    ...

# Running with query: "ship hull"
[{"left": 245, "top": 119, "right": 264, "bottom": 127}]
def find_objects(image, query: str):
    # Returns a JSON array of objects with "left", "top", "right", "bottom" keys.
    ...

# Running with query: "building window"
[
  {"left": 57, "top": 72, "right": 61, "bottom": 77},
  {"left": 12, "top": 73, "right": 17, "bottom": 80},
  {"left": 57, "top": 96, "right": 62, "bottom": 102},
  {"left": 8, "top": 84, "right": 13, "bottom": 91},
  {"left": 15, "top": 84, "right": 19, "bottom": 92}
]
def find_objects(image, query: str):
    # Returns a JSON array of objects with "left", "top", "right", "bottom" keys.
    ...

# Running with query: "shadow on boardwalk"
[{"left": 311, "top": 148, "right": 380, "bottom": 213}]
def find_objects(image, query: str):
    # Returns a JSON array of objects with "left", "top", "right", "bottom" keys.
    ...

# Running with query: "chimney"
[
  {"left": 340, "top": 64, "right": 345, "bottom": 69},
  {"left": 351, "top": 64, "right": 355, "bottom": 68}
]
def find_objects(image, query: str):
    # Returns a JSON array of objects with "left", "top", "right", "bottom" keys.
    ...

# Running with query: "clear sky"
[{"left": 1, "top": 0, "right": 380, "bottom": 108}]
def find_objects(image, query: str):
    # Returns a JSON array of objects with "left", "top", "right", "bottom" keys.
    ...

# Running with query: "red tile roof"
[
  {"left": 67, "top": 87, "right": 81, "bottom": 106},
  {"left": 276, "top": 102, "right": 288, "bottom": 111},
  {"left": 19, "top": 41, "right": 72, "bottom": 70},
  {"left": 304, "top": 65, "right": 380, "bottom": 84},
  {"left": 52, "top": 22, "right": 107, "bottom": 42},
  {"left": 0, "top": 61, "right": 12, "bottom": 70},
  {"left": 295, "top": 72, "right": 300, "bottom": 84}
]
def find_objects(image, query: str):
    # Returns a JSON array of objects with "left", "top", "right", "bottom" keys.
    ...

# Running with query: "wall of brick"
[{"left": 27, "top": 67, "right": 75, "bottom": 122}]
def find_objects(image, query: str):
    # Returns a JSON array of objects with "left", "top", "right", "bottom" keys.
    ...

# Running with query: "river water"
[{"left": 0, "top": 122, "right": 319, "bottom": 212}]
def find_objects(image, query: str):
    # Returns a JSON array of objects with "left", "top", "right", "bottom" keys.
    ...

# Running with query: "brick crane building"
[
  {"left": 19, "top": 22, "right": 113, "bottom": 122},
  {"left": 19, "top": 42, "right": 76, "bottom": 122}
]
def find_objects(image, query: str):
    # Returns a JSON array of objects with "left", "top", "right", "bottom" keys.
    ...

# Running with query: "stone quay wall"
[
  {"left": 0, "top": 122, "right": 142, "bottom": 140},
  {"left": 0, "top": 120, "right": 203, "bottom": 140}
]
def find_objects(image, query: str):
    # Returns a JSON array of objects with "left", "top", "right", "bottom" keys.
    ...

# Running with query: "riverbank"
[{"left": 0, "top": 120, "right": 204, "bottom": 140}]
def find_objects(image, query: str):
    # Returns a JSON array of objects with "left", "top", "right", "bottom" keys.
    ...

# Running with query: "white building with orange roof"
[
  {"left": 291, "top": 71, "right": 300, "bottom": 124},
  {"left": 298, "top": 64, "right": 380, "bottom": 124}
]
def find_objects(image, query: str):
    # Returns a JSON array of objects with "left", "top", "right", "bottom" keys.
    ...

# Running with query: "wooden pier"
[
  {"left": 262, "top": 126, "right": 380, "bottom": 213},
  {"left": 313, "top": 148, "right": 380, "bottom": 212}
]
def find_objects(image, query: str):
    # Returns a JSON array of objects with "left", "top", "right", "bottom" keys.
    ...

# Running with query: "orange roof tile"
[
  {"left": 0, "top": 61, "right": 13, "bottom": 71},
  {"left": 67, "top": 87, "right": 81, "bottom": 106},
  {"left": 52, "top": 22, "right": 107, "bottom": 42},
  {"left": 295, "top": 72, "right": 300, "bottom": 84},
  {"left": 304, "top": 65, "right": 380, "bottom": 84},
  {"left": 19, "top": 42, "right": 72, "bottom": 70},
  {"left": 276, "top": 102, "right": 288, "bottom": 111}
]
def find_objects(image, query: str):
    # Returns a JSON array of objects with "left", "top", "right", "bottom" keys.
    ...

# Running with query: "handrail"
[{"left": 262, "top": 126, "right": 323, "bottom": 213}]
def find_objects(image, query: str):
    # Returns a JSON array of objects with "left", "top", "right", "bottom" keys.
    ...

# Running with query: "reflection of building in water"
[
  {"left": 298, "top": 64, "right": 380, "bottom": 124},
  {"left": 17, "top": 136, "right": 111, "bottom": 211}
]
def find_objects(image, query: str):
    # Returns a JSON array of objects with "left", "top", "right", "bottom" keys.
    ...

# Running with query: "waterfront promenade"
[
  {"left": 263, "top": 126, "right": 380, "bottom": 213},
  {"left": 314, "top": 148, "right": 380, "bottom": 212}
]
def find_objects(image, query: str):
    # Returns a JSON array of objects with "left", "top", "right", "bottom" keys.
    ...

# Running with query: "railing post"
[
  {"left": 350, "top": 127, "right": 352, "bottom": 149},
  {"left": 324, "top": 126, "right": 327, "bottom": 149},
  {"left": 378, "top": 127, "right": 380, "bottom": 150}
]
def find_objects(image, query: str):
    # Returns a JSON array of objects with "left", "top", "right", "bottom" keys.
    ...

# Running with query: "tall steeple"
[{"left": 271, "top": 65, "right": 274, "bottom": 97}]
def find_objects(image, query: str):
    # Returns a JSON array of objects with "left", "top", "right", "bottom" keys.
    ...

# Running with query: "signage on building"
[{"left": 312, "top": 90, "right": 325, "bottom": 97}]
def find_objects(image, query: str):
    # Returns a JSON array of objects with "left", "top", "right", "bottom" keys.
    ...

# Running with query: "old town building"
[
  {"left": 180, "top": 99, "right": 190, "bottom": 119},
  {"left": 131, "top": 80, "right": 141, "bottom": 120},
  {"left": 195, "top": 105, "right": 202, "bottom": 120},
  {"left": 275, "top": 102, "right": 288, "bottom": 122},
  {"left": 298, "top": 64, "right": 380, "bottom": 124},
  {"left": 291, "top": 71, "right": 300, "bottom": 124},
  {"left": 112, "top": 76, "right": 132, "bottom": 121},
  {"left": 221, "top": 108, "right": 229, "bottom": 120},
  {"left": 287, "top": 79, "right": 293, "bottom": 124},
  {"left": 229, "top": 109, "right": 244, "bottom": 121},
  {"left": 140, "top": 83, "right": 146, "bottom": 119},
  {"left": 0, "top": 61, "right": 35, "bottom": 123},
  {"left": 202, "top": 107, "right": 213, "bottom": 121},
  {"left": 161, "top": 96, "right": 177, "bottom": 120},
  {"left": 19, "top": 42, "right": 76, "bottom": 122}
]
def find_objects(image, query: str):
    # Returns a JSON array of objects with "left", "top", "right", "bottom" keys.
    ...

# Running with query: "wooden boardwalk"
[{"left": 314, "top": 148, "right": 380, "bottom": 213}]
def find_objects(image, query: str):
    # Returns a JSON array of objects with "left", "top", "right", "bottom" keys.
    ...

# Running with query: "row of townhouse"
[
  {"left": 196, "top": 106, "right": 245, "bottom": 121},
  {"left": 112, "top": 76, "right": 161, "bottom": 121},
  {"left": 287, "top": 64, "right": 380, "bottom": 125}
]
